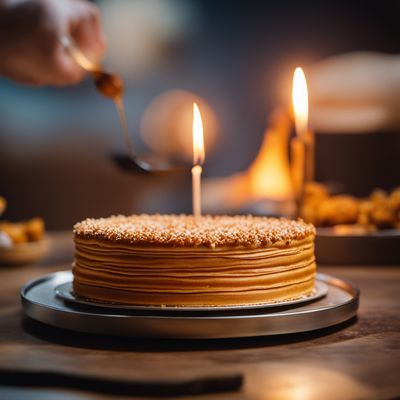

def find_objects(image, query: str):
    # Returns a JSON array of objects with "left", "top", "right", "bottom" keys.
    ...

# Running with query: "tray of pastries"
[{"left": 300, "top": 184, "right": 400, "bottom": 264}]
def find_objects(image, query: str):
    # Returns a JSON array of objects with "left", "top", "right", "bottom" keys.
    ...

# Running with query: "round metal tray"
[
  {"left": 54, "top": 280, "right": 328, "bottom": 312},
  {"left": 21, "top": 271, "right": 359, "bottom": 339}
]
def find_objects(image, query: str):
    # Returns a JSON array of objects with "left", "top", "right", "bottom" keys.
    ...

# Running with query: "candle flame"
[
  {"left": 192, "top": 102, "right": 205, "bottom": 165},
  {"left": 292, "top": 67, "right": 309, "bottom": 138}
]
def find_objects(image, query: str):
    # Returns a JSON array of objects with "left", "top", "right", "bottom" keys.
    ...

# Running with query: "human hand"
[
  {"left": 308, "top": 52, "right": 400, "bottom": 133},
  {"left": 0, "top": 0, "right": 106, "bottom": 85}
]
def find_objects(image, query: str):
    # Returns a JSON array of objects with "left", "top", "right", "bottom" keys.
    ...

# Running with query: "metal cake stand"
[
  {"left": 21, "top": 271, "right": 359, "bottom": 339},
  {"left": 54, "top": 280, "right": 329, "bottom": 312}
]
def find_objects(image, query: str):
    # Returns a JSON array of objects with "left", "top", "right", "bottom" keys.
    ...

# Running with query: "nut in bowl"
[{"left": 0, "top": 197, "right": 49, "bottom": 265}]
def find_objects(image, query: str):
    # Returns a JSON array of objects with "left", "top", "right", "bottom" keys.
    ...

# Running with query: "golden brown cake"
[{"left": 73, "top": 214, "right": 317, "bottom": 307}]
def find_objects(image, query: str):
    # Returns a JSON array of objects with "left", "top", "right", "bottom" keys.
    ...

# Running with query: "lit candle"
[
  {"left": 192, "top": 102, "right": 205, "bottom": 217},
  {"left": 291, "top": 67, "right": 314, "bottom": 205}
]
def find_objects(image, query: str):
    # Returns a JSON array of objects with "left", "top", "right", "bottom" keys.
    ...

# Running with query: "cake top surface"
[{"left": 74, "top": 214, "right": 315, "bottom": 248}]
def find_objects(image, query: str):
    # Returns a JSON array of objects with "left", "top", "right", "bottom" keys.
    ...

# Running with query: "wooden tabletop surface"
[{"left": 0, "top": 232, "right": 399, "bottom": 400}]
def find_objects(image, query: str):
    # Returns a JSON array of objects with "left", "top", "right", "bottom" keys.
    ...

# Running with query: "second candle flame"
[
  {"left": 292, "top": 67, "right": 309, "bottom": 138},
  {"left": 192, "top": 102, "right": 205, "bottom": 165}
]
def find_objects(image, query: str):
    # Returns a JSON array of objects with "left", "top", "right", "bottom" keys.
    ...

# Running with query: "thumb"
[{"left": 48, "top": 42, "right": 86, "bottom": 85}]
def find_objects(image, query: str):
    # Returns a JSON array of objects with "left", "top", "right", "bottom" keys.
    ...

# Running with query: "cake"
[{"left": 73, "top": 214, "right": 316, "bottom": 307}]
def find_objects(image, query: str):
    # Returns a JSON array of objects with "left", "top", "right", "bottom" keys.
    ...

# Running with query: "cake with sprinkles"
[{"left": 72, "top": 214, "right": 317, "bottom": 307}]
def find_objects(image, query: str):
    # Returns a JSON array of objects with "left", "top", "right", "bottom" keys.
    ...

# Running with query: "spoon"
[{"left": 60, "top": 36, "right": 188, "bottom": 174}]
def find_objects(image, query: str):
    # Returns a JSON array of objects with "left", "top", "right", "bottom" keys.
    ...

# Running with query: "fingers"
[
  {"left": 4, "top": 49, "right": 85, "bottom": 86},
  {"left": 39, "top": 1, "right": 106, "bottom": 86},
  {"left": 70, "top": 2, "right": 106, "bottom": 66},
  {"left": 23, "top": 27, "right": 86, "bottom": 86},
  {"left": 47, "top": 43, "right": 87, "bottom": 85},
  {"left": 0, "top": 0, "right": 106, "bottom": 86}
]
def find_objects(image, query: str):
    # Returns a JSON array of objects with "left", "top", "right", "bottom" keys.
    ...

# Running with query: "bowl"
[{"left": 0, "top": 237, "right": 50, "bottom": 266}]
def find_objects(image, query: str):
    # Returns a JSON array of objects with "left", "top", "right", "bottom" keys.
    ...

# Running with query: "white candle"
[
  {"left": 192, "top": 103, "right": 205, "bottom": 217},
  {"left": 192, "top": 165, "right": 202, "bottom": 217}
]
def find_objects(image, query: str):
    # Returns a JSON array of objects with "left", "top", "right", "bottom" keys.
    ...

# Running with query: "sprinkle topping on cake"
[{"left": 74, "top": 214, "right": 315, "bottom": 247}]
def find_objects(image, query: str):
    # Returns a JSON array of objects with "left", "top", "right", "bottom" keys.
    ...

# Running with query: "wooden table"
[{"left": 0, "top": 232, "right": 399, "bottom": 400}]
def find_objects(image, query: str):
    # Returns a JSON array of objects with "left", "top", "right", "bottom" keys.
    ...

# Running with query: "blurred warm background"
[{"left": 1, "top": 0, "right": 400, "bottom": 229}]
